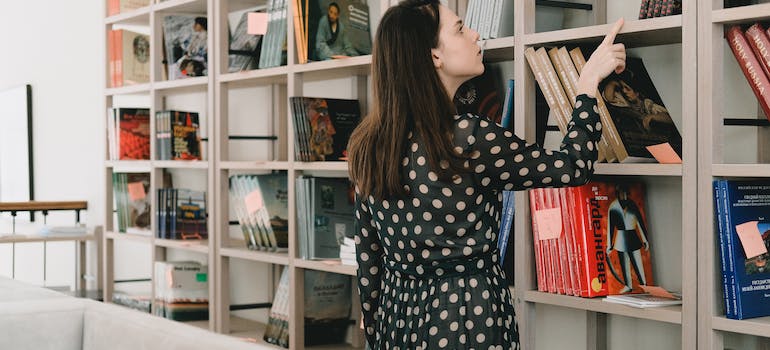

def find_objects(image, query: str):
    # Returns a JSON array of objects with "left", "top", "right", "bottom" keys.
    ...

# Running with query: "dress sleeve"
[
  {"left": 354, "top": 191, "right": 382, "bottom": 348},
  {"left": 460, "top": 94, "right": 603, "bottom": 192}
]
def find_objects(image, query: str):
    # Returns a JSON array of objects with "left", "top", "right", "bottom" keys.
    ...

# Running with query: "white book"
[{"left": 604, "top": 293, "right": 682, "bottom": 308}]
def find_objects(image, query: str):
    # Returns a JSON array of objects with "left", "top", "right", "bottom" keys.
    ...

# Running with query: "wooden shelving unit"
[{"left": 101, "top": 0, "right": 763, "bottom": 349}]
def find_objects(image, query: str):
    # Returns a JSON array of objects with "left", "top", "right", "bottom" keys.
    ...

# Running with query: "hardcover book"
[
  {"left": 162, "top": 15, "right": 208, "bottom": 80},
  {"left": 302, "top": 0, "right": 372, "bottom": 62},
  {"left": 714, "top": 179, "right": 770, "bottom": 320},
  {"left": 598, "top": 57, "right": 683, "bottom": 162}
]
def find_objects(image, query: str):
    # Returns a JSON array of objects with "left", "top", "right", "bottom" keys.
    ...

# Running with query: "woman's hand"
[{"left": 576, "top": 18, "right": 627, "bottom": 97}]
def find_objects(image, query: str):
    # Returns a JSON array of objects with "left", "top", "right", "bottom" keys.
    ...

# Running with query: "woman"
[{"left": 347, "top": 1, "right": 626, "bottom": 348}]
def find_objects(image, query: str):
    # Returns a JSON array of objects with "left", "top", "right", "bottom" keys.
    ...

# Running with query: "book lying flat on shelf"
[{"left": 604, "top": 292, "right": 682, "bottom": 308}]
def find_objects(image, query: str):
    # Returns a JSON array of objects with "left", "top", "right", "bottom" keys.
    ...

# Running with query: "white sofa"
[{"left": 0, "top": 277, "right": 271, "bottom": 350}]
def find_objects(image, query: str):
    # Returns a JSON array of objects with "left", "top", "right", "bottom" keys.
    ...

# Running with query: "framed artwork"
[{"left": 0, "top": 84, "right": 34, "bottom": 218}]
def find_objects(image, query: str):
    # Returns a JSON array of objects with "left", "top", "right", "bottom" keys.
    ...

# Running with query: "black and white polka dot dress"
[{"left": 355, "top": 94, "right": 602, "bottom": 349}]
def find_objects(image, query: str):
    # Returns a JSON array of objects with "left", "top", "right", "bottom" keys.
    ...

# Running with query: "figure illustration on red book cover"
[
  {"left": 605, "top": 182, "right": 653, "bottom": 294},
  {"left": 309, "top": 99, "right": 337, "bottom": 161}
]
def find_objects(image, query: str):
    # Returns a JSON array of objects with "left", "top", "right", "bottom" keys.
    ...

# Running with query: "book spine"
[
  {"left": 115, "top": 29, "right": 124, "bottom": 87},
  {"left": 721, "top": 181, "right": 740, "bottom": 319},
  {"left": 524, "top": 47, "right": 568, "bottom": 134},
  {"left": 745, "top": 23, "right": 770, "bottom": 82},
  {"left": 553, "top": 46, "right": 615, "bottom": 162},
  {"left": 544, "top": 188, "right": 568, "bottom": 295},
  {"left": 567, "top": 186, "right": 588, "bottom": 297},
  {"left": 557, "top": 187, "right": 579, "bottom": 296},
  {"left": 715, "top": 180, "right": 733, "bottom": 318},
  {"left": 570, "top": 47, "right": 629, "bottom": 162},
  {"left": 529, "top": 189, "right": 547, "bottom": 292},
  {"left": 727, "top": 25, "right": 770, "bottom": 121}
]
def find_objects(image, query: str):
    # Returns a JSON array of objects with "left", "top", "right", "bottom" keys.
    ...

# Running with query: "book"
[
  {"left": 714, "top": 179, "right": 770, "bottom": 320},
  {"left": 726, "top": 25, "right": 770, "bottom": 121},
  {"left": 296, "top": 176, "right": 356, "bottom": 259},
  {"left": 109, "top": 29, "right": 150, "bottom": 87},
  {"left": 300, "top": 0, "right": 372, "bottom": 62},
  {"left": 597, "top": 57, "right": 683, "bottom": 162},
  {"left": 153, "top": 261, "right": 209, "bottom": 321},
  {"left": 303, "top": 270, "right": 351, "bottom": 346},
  {"left": 162, "top": 15, "right": 208, "bottom": 80},
  {"left": 291, "top": 97, "right": 362, "bottom": 161},
  {"left": 117, "top": 108, "right": 151, "bottom": 160},
  {"left": 454, "top": 63, "right": 506, "bottom": 124},
  {"left": 228, "top": 10, "right": 264, "bottom": 73},
  {"left": 604, "top": 292, "right": 682, "bottom": 308}
]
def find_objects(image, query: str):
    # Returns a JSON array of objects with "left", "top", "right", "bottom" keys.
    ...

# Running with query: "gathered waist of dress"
[{"left": 382, "top": 250, "right": 499, "bottom": 280}]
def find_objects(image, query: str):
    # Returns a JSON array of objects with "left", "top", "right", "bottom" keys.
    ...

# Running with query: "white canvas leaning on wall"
[{"left": 0, "top": 84, "right": 33, "bottom": 208}]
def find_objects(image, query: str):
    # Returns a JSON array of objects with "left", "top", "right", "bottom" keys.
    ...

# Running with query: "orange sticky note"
[
  {"left": 244, "top": 190, "right": 264, "bottom": 214},
  {"left": 534, "top": 207, "right": 562, "bottom": 240},
  {"left": 127, "top": 182, "right": 146, "bottom": 201},
  {"left": 640, "top": 285, "right": 677, "bottom": 299},
  {"left": 247, "top": 12, "right": 268, "bottom": 35},
  {"left": 735, "top": 221, "right": 769, "bottom": 259},
  {"left": 645, "top": 143, "right": 682, "bottom": 164}
]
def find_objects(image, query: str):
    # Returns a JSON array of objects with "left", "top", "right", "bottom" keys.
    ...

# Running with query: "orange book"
[{"left": 745, "top": 23, "right": 770, "bottom": 84}]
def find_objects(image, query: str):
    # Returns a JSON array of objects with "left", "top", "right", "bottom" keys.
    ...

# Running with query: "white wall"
[{"left": 0, "top": 1, "right": 105, "bottom": 288}]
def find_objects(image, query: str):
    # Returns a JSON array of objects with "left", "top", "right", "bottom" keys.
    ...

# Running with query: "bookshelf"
[
  {"left": 99, "top": 0, "right": 764, "bottom": 349},
  {"left": 699, "top": 1, "right": 770, "bottom": 349}
]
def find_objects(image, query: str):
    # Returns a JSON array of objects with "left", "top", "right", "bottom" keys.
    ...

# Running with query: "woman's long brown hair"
[{"left": 348, "top": 0, "right": 465, "bottom": 200}]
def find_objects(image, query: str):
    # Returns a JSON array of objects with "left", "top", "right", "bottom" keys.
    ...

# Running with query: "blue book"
[
  {"left": 718, "top": 179, "right": 770, "bottom": 320},
  {"left": 498, "top": 190, "right": 514, "bottom": 265},
  {"left": 500, "top": 79, "right": 515, "bottom": 130}
]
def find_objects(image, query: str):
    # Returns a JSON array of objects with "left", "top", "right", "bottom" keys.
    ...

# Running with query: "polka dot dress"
[{"left": 355, "top": 94, "right": 602, "bottom": 349}]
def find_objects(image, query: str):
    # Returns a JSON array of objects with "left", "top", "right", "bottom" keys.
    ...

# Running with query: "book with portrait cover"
[
  {"left": 291, "top": 97, "right": 361, "bottom": 161},
  {"left": 598, "top": 57, "right": 683, "bottom": 162},
  {"left": 301, "top": 0, "right": 372, "bottom": 62},
  {"left": 162, "top": 15, "right": 208, "bottom": 80},
  {"left": 714, "top": 179, "right": 770, "bottom": 320}
]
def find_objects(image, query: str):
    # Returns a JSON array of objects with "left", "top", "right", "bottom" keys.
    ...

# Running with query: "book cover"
[
  {"left": 118, "top": 108, "right": 151, "bottom": 160},
  {"left": 162, "top": 15, "right": 208, "bottom": 80},
  {"left": 257, "top": 172, "right": 290, "bottom": 251},
  {"left": 119, "top": 30, "right": 150, "bottom": 86},
  {"left": 718, "top": 180, "right": 770, "bottom": 320},
  {"left": 590, "top": 181, "right": 654, "bottom": 295},
  {"left": 309, "top": 177, "right": 355, "bottom": 259},
  {"left": 171, "top": 188, "right": 208, "bottom": 240},
  {"left": 304, "top": 0, "right": 372, "bottom": 62},
  {"left": 303, "top": 270, "right": 351, "bottom": 346},
  {"left": 598, "top": 57, "right": 683, "bottom": 162},
  {"left": 296, "top": 97, "right": 361, "bottom": 161},
  {"left": 170, "top": 110, "right": 202, "bottom": 160}
]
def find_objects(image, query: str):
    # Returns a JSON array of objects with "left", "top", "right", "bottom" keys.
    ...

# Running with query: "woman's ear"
[{"left": 431, "top": 48, "right": 443, "bottom": 69}]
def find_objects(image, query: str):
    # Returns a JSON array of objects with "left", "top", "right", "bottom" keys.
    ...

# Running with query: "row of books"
[
  {"left": 107, "top": 108, "right": 202, "bottom": 161},
  {"left": 726, "top": 23, "right": 770, "bottom": 122},
  {"left": 228, "top": 9, "right": 265, "bottom": 72},
  {"left": 152, "top": 261, "right": 209, "bottom": 321},
  {"left": 714, "top": 179, "right": 770, "bottom": 320},
  {"left": 525, "top": 46, "right": 683, "bottom": 163},
  {"left": 529, "top": 181, "right": 655, "bottom": 297},
  {"left": 264, "top": 268, "right": 352, "bottom": 348},
  {"left": 108, "top": 29, "right": 150, "bottom": 87},
  {"left": 156, "top": 188, "right": 208, "bottom": 240},
  {"left": 290, "top": 96, "right": 362, "bottom": 162},
  {"left": 229, "top": 173, "right": 289, "bottom": 251},
  {"left": 258, "top": 0, "right": 289, "bottom": 69},
  {"left": 296, "top": 176, "right": 355, "bottom": 260},
  {"left": 464, "top": 0, "right": 514, "bottom": 41},
  {"left": 637, "top": 0, "right": 682, "bottom": 19}
]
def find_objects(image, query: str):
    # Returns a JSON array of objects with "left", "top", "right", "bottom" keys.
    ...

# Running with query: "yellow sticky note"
[
  {"left": 247, "top": 12, "right": 268, "bottom": 35},
  {"left": 534, "top": 207, "right": 562, "bottom": 240},
  {"left": 640, "top": 285, "right": 677, "bottom": 299},
  {"left": 244, "top": 190, "right": 264, "bottom": 214},
  {"left": 645, "top": 143, "right": 682, "bottom": 164},
  {"left": 127, "top": 182, "right": 146, "bottom": 201},
  {"left": 735, "top": 221, "right": 769, "bottom": 259}
]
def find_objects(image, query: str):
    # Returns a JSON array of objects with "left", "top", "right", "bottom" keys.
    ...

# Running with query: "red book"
[
  {"left": 529, "top": 190, "right": 547, "bottom": 292},
  {"left": 565, "top": 187, "right": 588, "bottom": 297},
  {"left": 571, "top": 184, "right": 609, "bottom": 298},
  {"left": 745, "top": 23, "right": 770, "bottom": 82},
  {"left": 727, "top": 25, "right": 770, "bottom": 121}
]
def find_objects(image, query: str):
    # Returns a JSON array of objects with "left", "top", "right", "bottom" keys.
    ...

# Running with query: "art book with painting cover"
[{"left": 598, "top": 57, "right": 683, "bottom": 162}]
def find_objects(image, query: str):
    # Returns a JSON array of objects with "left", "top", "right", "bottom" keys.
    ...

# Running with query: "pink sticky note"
[
  {"left": 127, "top": 182, "right": 146, "bottom": 201},
  {"left": 735, "top": 221, "right": 769, "bottom": 259},
  {"left": 640, "top": 285, "right": 677, "bottom": 299},
  {"left": 534, "top": 207, "right": 562, "bottom": 240},
  {"left": 244, "top": 190, "right": 264, "bottom": 214},
  {"left": 645, "top": 143, "right": 682, "bottom": 164},
  {"left": 247, "top": 12, "right": 268, "bottom": 35}
]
